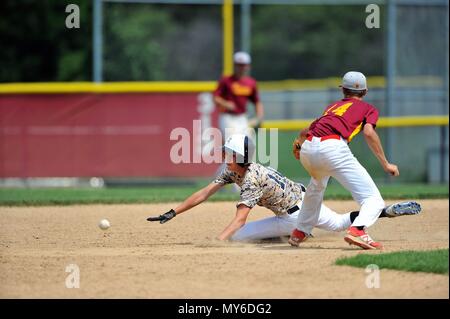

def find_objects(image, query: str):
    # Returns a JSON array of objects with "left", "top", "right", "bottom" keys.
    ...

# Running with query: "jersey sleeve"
[
  {"left": 213, "top": 77, "right": 227, "bottom": 98},
  {"left": 365, "top": 105, "right": 379, "bottom": 128},
  {"left": 308, "top": 117, "right": 320, "bottom": 132},
  {"left": 213, "top": 167, "right": 234, "bottom": 185},
  {"left": 249, "top": 82, "right": 260, "bottom": 104},
  {"left": 236, "top": 180, "right": 263, "bottom": 208}
]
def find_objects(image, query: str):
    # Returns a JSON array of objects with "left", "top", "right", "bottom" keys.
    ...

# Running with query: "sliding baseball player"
[{"left": 147, "top": 134, "right": 421, "bottom": 241}]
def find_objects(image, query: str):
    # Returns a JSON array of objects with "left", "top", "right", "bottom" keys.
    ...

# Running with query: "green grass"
[
  {"left": 0, "top": 186, "right": 238, "bottom": 206},
  {"left": 336, "top": 249, "right": 449, "bottom": 275},
  {"left": 323, "top": 182, "right": 448, "bottom": 200},
  {"left": 0, "top": 183, "right": 447, "bottom": 206}
]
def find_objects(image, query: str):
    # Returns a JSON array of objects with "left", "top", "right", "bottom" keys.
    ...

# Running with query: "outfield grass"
[
  {"left": 0, "top": 183, "right": 447, "bottom": 206},
  {"left": 0, "top": 186, "right": 238, "bottom": 206},
  {"left": 336, "top": 249, "right": 449, "bottom": 275}
]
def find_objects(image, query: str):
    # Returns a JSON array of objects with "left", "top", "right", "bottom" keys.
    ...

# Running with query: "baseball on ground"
[{"left": 98, "top": 219, "right": 110, "bottom": 230}]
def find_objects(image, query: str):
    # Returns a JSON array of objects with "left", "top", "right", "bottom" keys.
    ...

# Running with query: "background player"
[
  {"left": 289, "top": 71, "right": 399, "bottom": 250},
  {"left": 213, "top": 51, "right": 264, "bottom": 141},
  {"left": 147, "top": 134, "right": 420, "bottom": 242}
]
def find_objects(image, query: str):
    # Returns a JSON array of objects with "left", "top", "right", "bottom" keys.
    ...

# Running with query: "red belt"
[{"left": 306, "top": 134, "right": 342, "bottom": 142}]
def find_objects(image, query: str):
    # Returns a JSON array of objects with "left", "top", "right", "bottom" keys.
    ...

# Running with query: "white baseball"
[{"left": 98, "top": 219, "right": 110, "bottom": 230}]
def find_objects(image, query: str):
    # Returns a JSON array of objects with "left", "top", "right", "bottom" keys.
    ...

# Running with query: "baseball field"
[{"left": 0, "top": 186, "right": 448, "bottom": 298}]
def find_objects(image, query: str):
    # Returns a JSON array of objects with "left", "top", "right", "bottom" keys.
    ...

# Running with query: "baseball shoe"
[
  {"left": 288, "top": 229, "right": 308, "bottom": 247},
  {"left": 383, "top": 201, "right": 422, "bottom": 218},
  {"left": 344, "top": 226, "right": 383, "bottom": 250}
]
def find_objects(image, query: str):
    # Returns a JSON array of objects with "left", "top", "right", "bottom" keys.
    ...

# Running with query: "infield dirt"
[{"left": 0, "top": 199, "right": 448, "bottom": 298}]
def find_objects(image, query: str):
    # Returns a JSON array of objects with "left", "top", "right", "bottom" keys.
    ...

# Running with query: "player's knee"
[
  {"left": 375, "top": 197, "right": 385, "bottom": 211},
  {"left": 230, "top": 233, "right": 242, "bottom": 241},
  {"left": 309, "top": 180, "right": 327, "bottom": 191},
  {"left": 230, "top": 231, "right": 249, "bottom": 242},
  {"left": 331, "top": 214, "right": 351, "bottom": 232},
  {"left": 337, "top": 216, "right": 351, "bottom": 232},
  {"left": 366, "top": 196, "right": 385, "bottom": 212}
]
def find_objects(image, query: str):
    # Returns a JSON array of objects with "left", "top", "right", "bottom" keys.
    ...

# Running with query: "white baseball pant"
[
  {"left": 230, "top": 202, "right": 351, "bottom": 241},
  {"left": 218, "top": 113, "right": 255, "bottom": 141},
  {"left": 296, "top": 137, "right": 384, "bottom": 235}
]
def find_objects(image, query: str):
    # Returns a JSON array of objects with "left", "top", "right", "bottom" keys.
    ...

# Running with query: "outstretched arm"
[
  {"left": 147, "top": 182, "right": 222, "bottom": 224},
  {"left": 174, "top": 182, "right": 223, "bottom": 215},
  {"left": 363, "top": 123, "right": 399, "bottom": 176},
  {"left": 217, "top": 204, "right": 251, "bottom": 241}
]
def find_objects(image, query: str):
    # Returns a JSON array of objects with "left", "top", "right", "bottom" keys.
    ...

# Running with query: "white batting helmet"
[{"left": 223, "top": 134, "right": 255, "bottom": 166}]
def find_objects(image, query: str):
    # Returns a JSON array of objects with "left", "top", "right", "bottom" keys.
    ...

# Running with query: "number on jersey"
[
  {"left": 323, "top": 102, "right": 353, "bottom": 117},
  {"left": 267, "top": 167, "right": 286, "bottom": 190}
]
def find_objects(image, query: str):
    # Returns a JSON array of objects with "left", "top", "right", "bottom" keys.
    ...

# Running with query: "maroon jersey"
[
  {"left": 308, "top": 98, "right": 379, "bottom": 142},
  {"left": 213, "top": 75, "right": 260, "bottom": 115}
]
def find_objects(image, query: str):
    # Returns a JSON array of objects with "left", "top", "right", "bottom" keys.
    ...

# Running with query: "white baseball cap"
[
  {"left": 341, "top": 71, "right": 367, "bottom": 91},
  {"left": 234, "top": 51, "right": 251, "bottom": 65}
]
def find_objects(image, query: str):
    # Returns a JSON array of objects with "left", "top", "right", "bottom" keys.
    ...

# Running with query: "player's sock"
[
  {"left": 349, "top": 212, "right": 369, "bottom": 230},
  {"left": 350, "top": 208, "right": 389, "bottom": 222},
  {"left": 379, "top": 208, "right": 388, "bottom": 218},
  {"left": 349, "top": 211, "right": 359, "bottom": 223}
]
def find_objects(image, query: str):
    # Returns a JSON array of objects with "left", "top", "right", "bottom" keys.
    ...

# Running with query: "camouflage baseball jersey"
[{"left": 214, "top": 163, "right": 304, "bottom": 216}]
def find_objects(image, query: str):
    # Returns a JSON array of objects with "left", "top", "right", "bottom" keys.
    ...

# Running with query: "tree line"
[{"left": 0, "top": 0, "right": 385, "bottom": 82}]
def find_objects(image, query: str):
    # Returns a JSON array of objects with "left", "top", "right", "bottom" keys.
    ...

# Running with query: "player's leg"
[
  {"left": 216, "top": 113, "right": 230, "bottom": 175},
  {"left": 296, "top": 199, "right": 422, "bottom": 235},
  {"left": 225, "top": 113, "right": 248, "bottom": 137},
  {"left": 220, "top": 113, "right": 247, "bottom": 143},
  {"left": 236, "top": 114, "right": 250, "bottom": 136},
  {"left": 295, "top": 139, "right": 331, "bottom": 235},
  {"left": 314, "top": 200, "right": 423, "bottom": 234},
  {"left": 313, "top": 203, "right": 353, "bottom": 232},
  {"left": 231, "top": 215, "right": 290, "bottom": 241},
  {"left": 348, "top": 201, "right": 422, "bottom": 220},
  {"left": 328, "top": 148, "right": 384, "bottom": 249},
  {"left": 331, "top": 157, "right": 384, "bottom": 229},
  {"left": 217, "top": 114, "right": 242, "bottom": 192},
  {"left": 296, "top": 176, "right": 330, "bottom": 235}
]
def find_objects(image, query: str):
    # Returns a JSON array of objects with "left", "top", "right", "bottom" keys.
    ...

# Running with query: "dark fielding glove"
[
  {"left": 147, "top": 209, "right": 176, "bottom": 224},
  {"left": 292, "top": 138, "right": 301, "bottom": 160}
]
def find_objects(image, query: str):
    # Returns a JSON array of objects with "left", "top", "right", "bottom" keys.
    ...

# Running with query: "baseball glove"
[
  {"left": 147, "top": 209, "right": 176, "bottom": 224},
  {"left": 292, "top": 138, "right": 302, "bottom": 160}
]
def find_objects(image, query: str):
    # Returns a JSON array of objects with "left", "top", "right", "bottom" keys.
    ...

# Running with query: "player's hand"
[
  {"left": 146, "top": 209, "right": 176, "bottom": 224},
  {"left": 292, "top": 138, "right": 302, "bottom": 160},
  {"left": 248, "top": 117, "right": 262, "bottom": 129},
  {"left": 384, "top": 163, "right": 399, "bottom": 177},
  {"left": 224, "top": 101, "right": 236, "bottom": 111}
]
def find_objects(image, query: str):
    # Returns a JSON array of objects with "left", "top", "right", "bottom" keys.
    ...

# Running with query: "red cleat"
[
  {"left": 344, "top": 226, "right": 383, "bottom": 250},
  {"left": 288, "top": 228, "right": 308, "bottom": 247}
]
